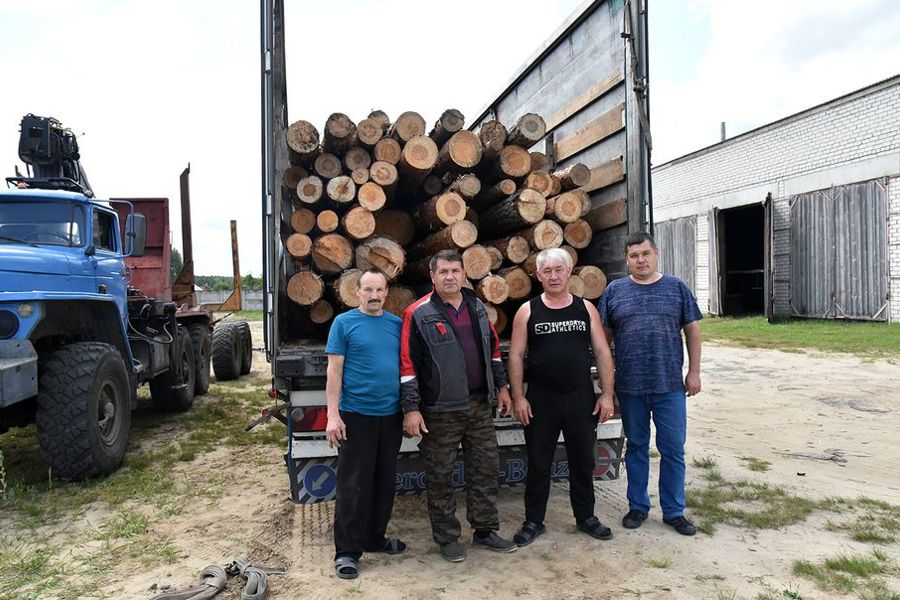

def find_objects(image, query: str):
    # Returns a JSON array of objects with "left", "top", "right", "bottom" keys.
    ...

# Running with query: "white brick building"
[{"left": 652, "top": 76, "right": 900, "bottom": 322}]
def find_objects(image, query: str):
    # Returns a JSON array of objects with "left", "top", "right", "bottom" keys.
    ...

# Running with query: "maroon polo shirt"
[{"left": 443, "top": 299, "right": 487, "bottom": 393}]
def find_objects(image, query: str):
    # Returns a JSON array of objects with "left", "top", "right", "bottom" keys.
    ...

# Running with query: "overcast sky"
[{"left": 0, "top": 0, "right": 897, "bottom": 276}]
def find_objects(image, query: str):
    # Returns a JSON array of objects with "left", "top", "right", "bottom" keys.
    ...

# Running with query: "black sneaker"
[
  {"left": 663, "top": 515, "right": 697, "bottom": 536},
  {"left": 622, "top": 509, "right": 648, "bottom": 529},
  {"left": 440, "top": 541, "right": 466, "bottom": 562},
  {"left": 472, "top": 531, "right": 518, "bottom": 553}
]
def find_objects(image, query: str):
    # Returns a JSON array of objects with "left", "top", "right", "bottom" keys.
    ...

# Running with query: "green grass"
[
  {"left": 644, "top": 556, "right": 672, "bottom": 569},
  {"left": 220, "top": 310, "right": 263, "bottom": 321},
  {"left": 740, "top": 456, "right": 772, "bottom": 472},
  {"left": 692, "top": 456, "right": 718, "bottom": 469},
  {"left": 792, "top": 550, "right": 896, "bottom": 594},
  {"left": 701, "top": 316, "right": 900, "bottom": 357}
]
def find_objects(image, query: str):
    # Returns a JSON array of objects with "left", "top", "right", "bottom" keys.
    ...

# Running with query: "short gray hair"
[{"left": 535, "top": 248, "right": 572, "bottom": 271}]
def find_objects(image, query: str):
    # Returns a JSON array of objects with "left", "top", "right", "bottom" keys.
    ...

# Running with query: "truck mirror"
[{"left": 126, "top": 213, "right": 146, "bottom": 257}]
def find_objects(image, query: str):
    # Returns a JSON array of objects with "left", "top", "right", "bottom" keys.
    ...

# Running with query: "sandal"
[
  {"left": 334, "top": 556, "right": 359, "bottom": 579},
  {"left": 577, "top": 516, "right": 614, "bottom": 541},
  {"left": 365, "top": 537, "right": 407, "bottom": 555},
  {"left": 513, "top": 521, "right": 546, "bottom": 547}
]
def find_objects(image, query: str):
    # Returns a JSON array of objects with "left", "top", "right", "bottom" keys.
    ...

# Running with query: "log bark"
[
  {"left": 287, "top": 270, "right": 324, "bottom": 306},
  {"left": 553, "top": 163, "right": 591, "bottom": 191},
  {"left": 405, "top": 256, "right": 436, "bottom": 281},
  {"left": 492, "top": 304, "right": 509, "bottom": 335},
  {"left": 350, "top": 168, "right": 370, "bottom": 185},
  {"left": 355, "top": 236, "right": 405, "bottom": 280},
  {"left": 314, "top": 153, "right": 342, "bottom": 180},
  {"left": 341, "top": 206, "right": 376, "bottom": 240},
  {"left": 291, "top": 207, "right": 316, "bottom": 234},
  {"left": 486, "top": 246, "right": 503, "bottom": 271},
  {"left": 409, "top": 220, "right": 477, "bottom": 258},
  {"left": 373, "top": 210, "right": 415, "bottom": 245},
  {"left": 506, "top": 113, "right": 547, "bottom": 149},
  {"left": 323, "top": 112, "right": 357, "bottom": 154},
  {"left": 312, "top": 234, "right": 354, "bottom": 274},
  {"left": 429, "top": 109, "right": 465, "bottom": 147},
  {"left": 287, "top": 120, "right": 320, "bottom": 165},
  {"left": 561, "top": 245, "right": 579, "bottom": 268},
  {"left": 478, "top": 189, "right": 546, "bottom": 237},
  {"left": 423, "top": 175, "right": 443, "bottom": 197},
  {"left": 384, "top": 285, "right": 416, "bottom": 317},
  {"left": 413, "top": 191, "right": 466, "bottom": 231},
  {"left": 434, "top": 130, "right": 482, "bottom": 174},
  {"left": 563, "top": 219, "right": 592, "bottom": 249},
  {"left": 574, "top": 265, "right": 607, "bottom": 300},
  {"left": 498, "top": 266, "right": 532, "bottom": 300},
  {"left": 397, "top": 135, "right": 438, "bottom": 183},
  {"left": 343, "top": 147, "right": 371, "bottom": 172},
  {"left": 444, "top": 173, "right": 481, "bottom": 199},
  {"left": 522, "top": 219, "right": 564, "bottom": 250},
  {"left": 309, "top": 299, "right": 334, "bottom": 324},
  {"left": 373, "top": 138, "right": 402, "bottom": 165},
  {"left": 368, "top": 110, "right": 391, "bottom": 133},
  {"left": 333, "top": 269, "right": 361, "bottom": 307},
  {"left": 357, "top": 181, "right": 387, "bottom": 212},
  {"left": 284, "top": 166, "right": 308, "bottom": 189},
  {"left": 356, "top": 117, "right": 384, "bottom": 148},
  {"left": 584, "top": 198, "right": 627, "bottom": 232},
  {"left": 369, "top": 161, "right": 399, "bottom": 189},
  {"left": 470, "top": 178, "right": 516, "bottom": 211},
  {"left": 326, "top": 176, "right": 356, "bottom": 205},
  {"left": 464, "top": 207, "right": 479, "bottom": 229},
  {"left": 462, "top": 245, "right": 492, "bottom": 280},
  {"left": 316, "top": 210, "right": 339, "bottom": 233},
  {"left": 565, "top": 274, "right": 585, "bottom": 297},
  {"left": 476, "top": 120, "right": 507, "bottom": 160},
  {"left": 529, "top": 151, "right": 549, "bottom": 173},
  {"left": 484, "top": 235, "right": 530, "bottom": 264},
  {"left": 476, "top": 275, "right": 509, "bottom": 304},
  {"left": 545, "top": 191, "right": 584, "bottom": 224},
  {"left": 549, "top": 175, "right": 562, "bottom": 197},
  {"left": 296, "top": 175, "right": 324, "bottom": 206},
  {"left": 388, "top": 111, "right": 426, "bottom": 145},
  {"left": 285, "top": 233, "right": 312, "bottom": 259},
  {"left": 524, "top": 170, "right": 554, "bottom": 196}
]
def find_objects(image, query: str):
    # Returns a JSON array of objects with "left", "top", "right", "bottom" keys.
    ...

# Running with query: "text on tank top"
[{"left": 526, "top": 295, "right": 593, "bottom": 392}]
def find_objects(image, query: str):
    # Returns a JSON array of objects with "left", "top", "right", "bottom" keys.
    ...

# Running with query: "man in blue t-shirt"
[
  {"left": 326, "top": 268, "right": 404, "bottom": 579},
  {"left": 598, "top": 232, "right": 703, "bottom": 536}
]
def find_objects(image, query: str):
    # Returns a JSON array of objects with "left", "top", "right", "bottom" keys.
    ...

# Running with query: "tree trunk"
[
  {"left": 312, "top": 234, "right": 354, "bottom": 274},
  {"left": 444, "top": 173, "right": 481, "bottom": 199},
  {"left": 309, "top": 299, "right": 334, "bottom": 324},
  {"left": 284, "top": 166, "right": 308, "bottom": 189},
  {"left": 484, "top": 234, "right": 530, "bottom": 264},
  {"left": 428, "top": 108, "right": 465, "bottom": 147},
  {"left": 476, "top": 120, "right": 508, "bottom": 160},
  {"left": 323, "top": 112, "right": 357, "bottom": 154},
  {"left": 521, "top": 219, "right": 564, "bottom": 250},
  {"left": 492, "top": 304, "right": 509, "bottom": 335},
  {"left": 413, "top": 191, "right": 466, "bottom": 231},
  {"left": 355, "top": 236, "right": 406, "bottom": 280},
  {"left": 356, "top": 117, "right": 384, "bottom": 148},
  {"left": 574, "top": 265, "right": 607, "bottom": 300},
  {"left": 388, "top": 111, "right": 426, "bottom": 145},
  {"left": 561, "top": 245, "right": 579, "bottom": 268},
  {"left": 488, "top": 145, "right": 531, "bottom": 180},
  {"left": 314, "top": 152, "right": 342, "bottom": 180},
  {"left": 357, "top": 181, "right": 387, "bottom": 212},
  {"left": 470, "top": 178, "right": 516, "bottom": 211},
  {"left": 286, "top": 233, "right": 312, "bottom": 259},
  {"left": 333, "top": 269, "right": 361, "bottom": 307},
  {"left": 373, "top": 138, "right": 402, "bottom": 165},
  {"left": 478, "top": 189, "right": 547, "bottom": 237},
  {"left": 434, "top": 130, "right": 483, "bottom": 174},
  {"left": 287, "top": 270, "right": 324, "bottom": 306},
  {"left": 291, "top": 207, "right": 316, "bottom": 234},
  {"left": 563, "top": 219, "right": 592, "bottom": 249},
  {"left": 350, "top": 168, "right": 370, "bottom": 185},
  {"left": 464, "top": 207, "right": 479, "bottom": 229},
  {"left": 506, "top": 113, "right": 547, "bottom": 149},
  {"left": 524, "top": 170, "right": 554, "bottom": 196},
  {"left": 326, "top": 176, "right": 356, "bottom": 205},
  {"left": 368, "top": 110, "right": 391, "bottom": 133},
  {"left": 548, "top": 175, "right": 562, "bottom": 197},
  {"left": 287, "top": 119, "right": 320, "bottom": 165},
  {"left": 296, "top": 175, "right": 324, "bottom": 206},
  {"left": 373, "top": 209, "right": 415, "bottom": 245},
  {"left": 341, "top": 206, "right": 376, "bottom": 240},
  {"left": 553, "top": 163, "right": 591, "bottom": 191},
  {"left": 529, "top": 151, "right": 549, "bottom": 173},
  {"left": 409, "top": 220, "right": 477, "bottom": 259},
  {"left": 476, "top": 275, "right": 509, "bottom": 304},
  {"left": 397, "top": 135, "right": 439, "bottom": 184},
  {"left": 545, "top": 191, "right": 584, "bottom": 224},
  {"left": 584, "top": 198, "right": 627, "bottom": 231},
  {"left": 384, "top": 284, "right": 416, "bottom": 317},
  {"left": 405, "top": 256, "right": 436, "bottom": 281},
  {"left": 462, "top": 244, "right": 492, "bottom": 280},
  {"left": 565, "top": 273, "right": 585, "bottom": 297},
  {"left": 369, "top": 161, "right": 399, "bottom": 189},
  {"left": 499, "top": 266, "right": 532, "bottom": 300},
  {"left": 316, "top": 210, "right": 339, "bottom": 233},
  {"left": 343, "top": 147, "right": 371, "bottom": 172}
]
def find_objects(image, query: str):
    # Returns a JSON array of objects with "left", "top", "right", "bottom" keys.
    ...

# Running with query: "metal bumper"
[{"left": 0, "top": 340, "right": 38, "bottom": 407}]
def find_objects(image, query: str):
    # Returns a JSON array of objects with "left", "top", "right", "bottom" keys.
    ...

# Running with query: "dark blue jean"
[{"left": 618, "top": 391, "right": 687, "bottom": 519}]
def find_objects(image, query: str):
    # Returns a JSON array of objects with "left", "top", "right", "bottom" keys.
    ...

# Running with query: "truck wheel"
[
  {"left": 35, "top": 342, "right": 131, "bottom": 480},
  {"left": 150, "top": 326, "right": 196, "bottom": 411},
  {"left": 212, "top": 322, "right": 241, "bottom": 381},
  {"left": 188, "top": 322, "right": 211, "bottom": 395},
  {"left": 235, "top": 321, "right": 253, "bottom": 375}
]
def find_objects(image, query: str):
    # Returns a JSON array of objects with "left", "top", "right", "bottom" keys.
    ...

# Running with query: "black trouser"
[
  {"left": 333, "top": 410, "right": 403, "bottom": 560},
  {"left": 523, "top": 383, "right": 598, "bottom": 525}
]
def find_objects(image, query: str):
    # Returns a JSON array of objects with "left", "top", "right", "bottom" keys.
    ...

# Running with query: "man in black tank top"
[{"left": 507, "top": 248, "right": 616, "bottom": 546}]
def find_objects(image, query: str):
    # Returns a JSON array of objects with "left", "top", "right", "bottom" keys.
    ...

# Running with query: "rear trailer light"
[{"left": 292, "top": 406, "right": 328, "bottom": 432}]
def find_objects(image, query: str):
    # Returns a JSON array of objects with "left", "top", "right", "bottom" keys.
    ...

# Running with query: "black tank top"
[{"left": 526, "top": 295, "right": 593, "bottom": 392}]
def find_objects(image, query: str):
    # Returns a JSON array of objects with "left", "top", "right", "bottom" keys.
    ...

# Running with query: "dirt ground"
[{"left": 6, "top": 321, "right": 900, "bottom": 599}]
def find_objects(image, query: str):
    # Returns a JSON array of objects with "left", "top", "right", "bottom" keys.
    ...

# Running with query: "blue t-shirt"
[
  {"left": 598, "top": 274, "right": 702, "bottom": 395},
  {"left": 325, "top": 309, "right": 402, "bottom": 416}
]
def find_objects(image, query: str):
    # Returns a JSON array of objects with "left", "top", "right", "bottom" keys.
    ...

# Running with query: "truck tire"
[
  {"left": 235, "top": 321, "right": 253, "bottom": 375},
  {"left": 35, "top": 342, "right": 131, "bottom": 480},
  {"left": 188, "top": 322, "right": 211, "bottom": 395},
  {"left": 212, "top": 322, "right": 241, "bottom": 381},
  {"left": 150, "top": 326, "right": 196, "bottom": 412}
]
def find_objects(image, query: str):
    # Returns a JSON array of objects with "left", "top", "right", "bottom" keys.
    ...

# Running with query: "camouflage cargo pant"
[{"left": 419, "top": 394, "right": 500, "bottom": 545}]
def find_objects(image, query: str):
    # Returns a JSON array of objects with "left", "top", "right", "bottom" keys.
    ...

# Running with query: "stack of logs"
[{"left": 283, "top": 109, "right": 608, "bottom": 335}]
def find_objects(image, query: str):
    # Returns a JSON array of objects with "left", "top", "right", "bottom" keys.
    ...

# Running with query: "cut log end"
[
  {"left": 334, "top": 269, "right": 362, "bottom": 308},
  {"left": 326, "top": 176, "right": 356, "bottom": 204},
  {"left": 356, "top": 237, "right": 406, "bottom": 281},
  {"left": 373, "top": 138, "right": 402, "bottom": 165},
  {"left": 389, "top": 111, "right": 426, "bottom": 144},
  {"left": 563, "top": 219, "right": 593, "bottom": 249},
  {"left": 316, "top": 210, "right": 339, "bottom": 233},
  {"left": 286, "top": 233, "right": 312, "bottom": 259},
  {"left": 500, "top": 266, "right": 532, "bottom": 300},
  {"left": 358, "top": 181, "right": 387, "bottom": 212},
  {"left": 314, "top": 153, "right": 342, "bottom": 180},
  {"left": 287, "top": 271, "right": 324, "bottom": 306},
  {"left": 296, "top": 175, "right": 324, "bottom": 205},
  {"left": 506, "top": 113, "right": 547, "bottom": 149},
  {"left": 574, "top": 265, "right": 607, "bottom": 300},
  {"left": 313, "top": 233, "right": 354, "bottom": 274},
  {"left": 309, "top": 299, "right": 334, "bottom": 324},
  {"left": 476, "top": 275, "right": 509, "bottom": 304},
  {"left": 291, "top": 208, "right": 316, "bottom": 234},
  {"left": 462, "top": 245, "right": 492, "bottom": 280},
  {"left": 342, "top": 206, "right": 376, "bottom": 240}
]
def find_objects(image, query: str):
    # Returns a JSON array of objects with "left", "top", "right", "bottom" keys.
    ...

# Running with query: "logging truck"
[{"left": 260, "top": 0, "right": 651, "bottom": 503}]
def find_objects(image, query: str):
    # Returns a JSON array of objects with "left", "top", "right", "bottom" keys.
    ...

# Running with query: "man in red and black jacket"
[{"left": 400, "top": 249, "right": 516, "bottom": 562}]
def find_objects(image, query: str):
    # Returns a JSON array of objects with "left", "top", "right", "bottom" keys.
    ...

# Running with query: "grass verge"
[{"left": 793, "top": 550, "right": 899, "bottom": 596}]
